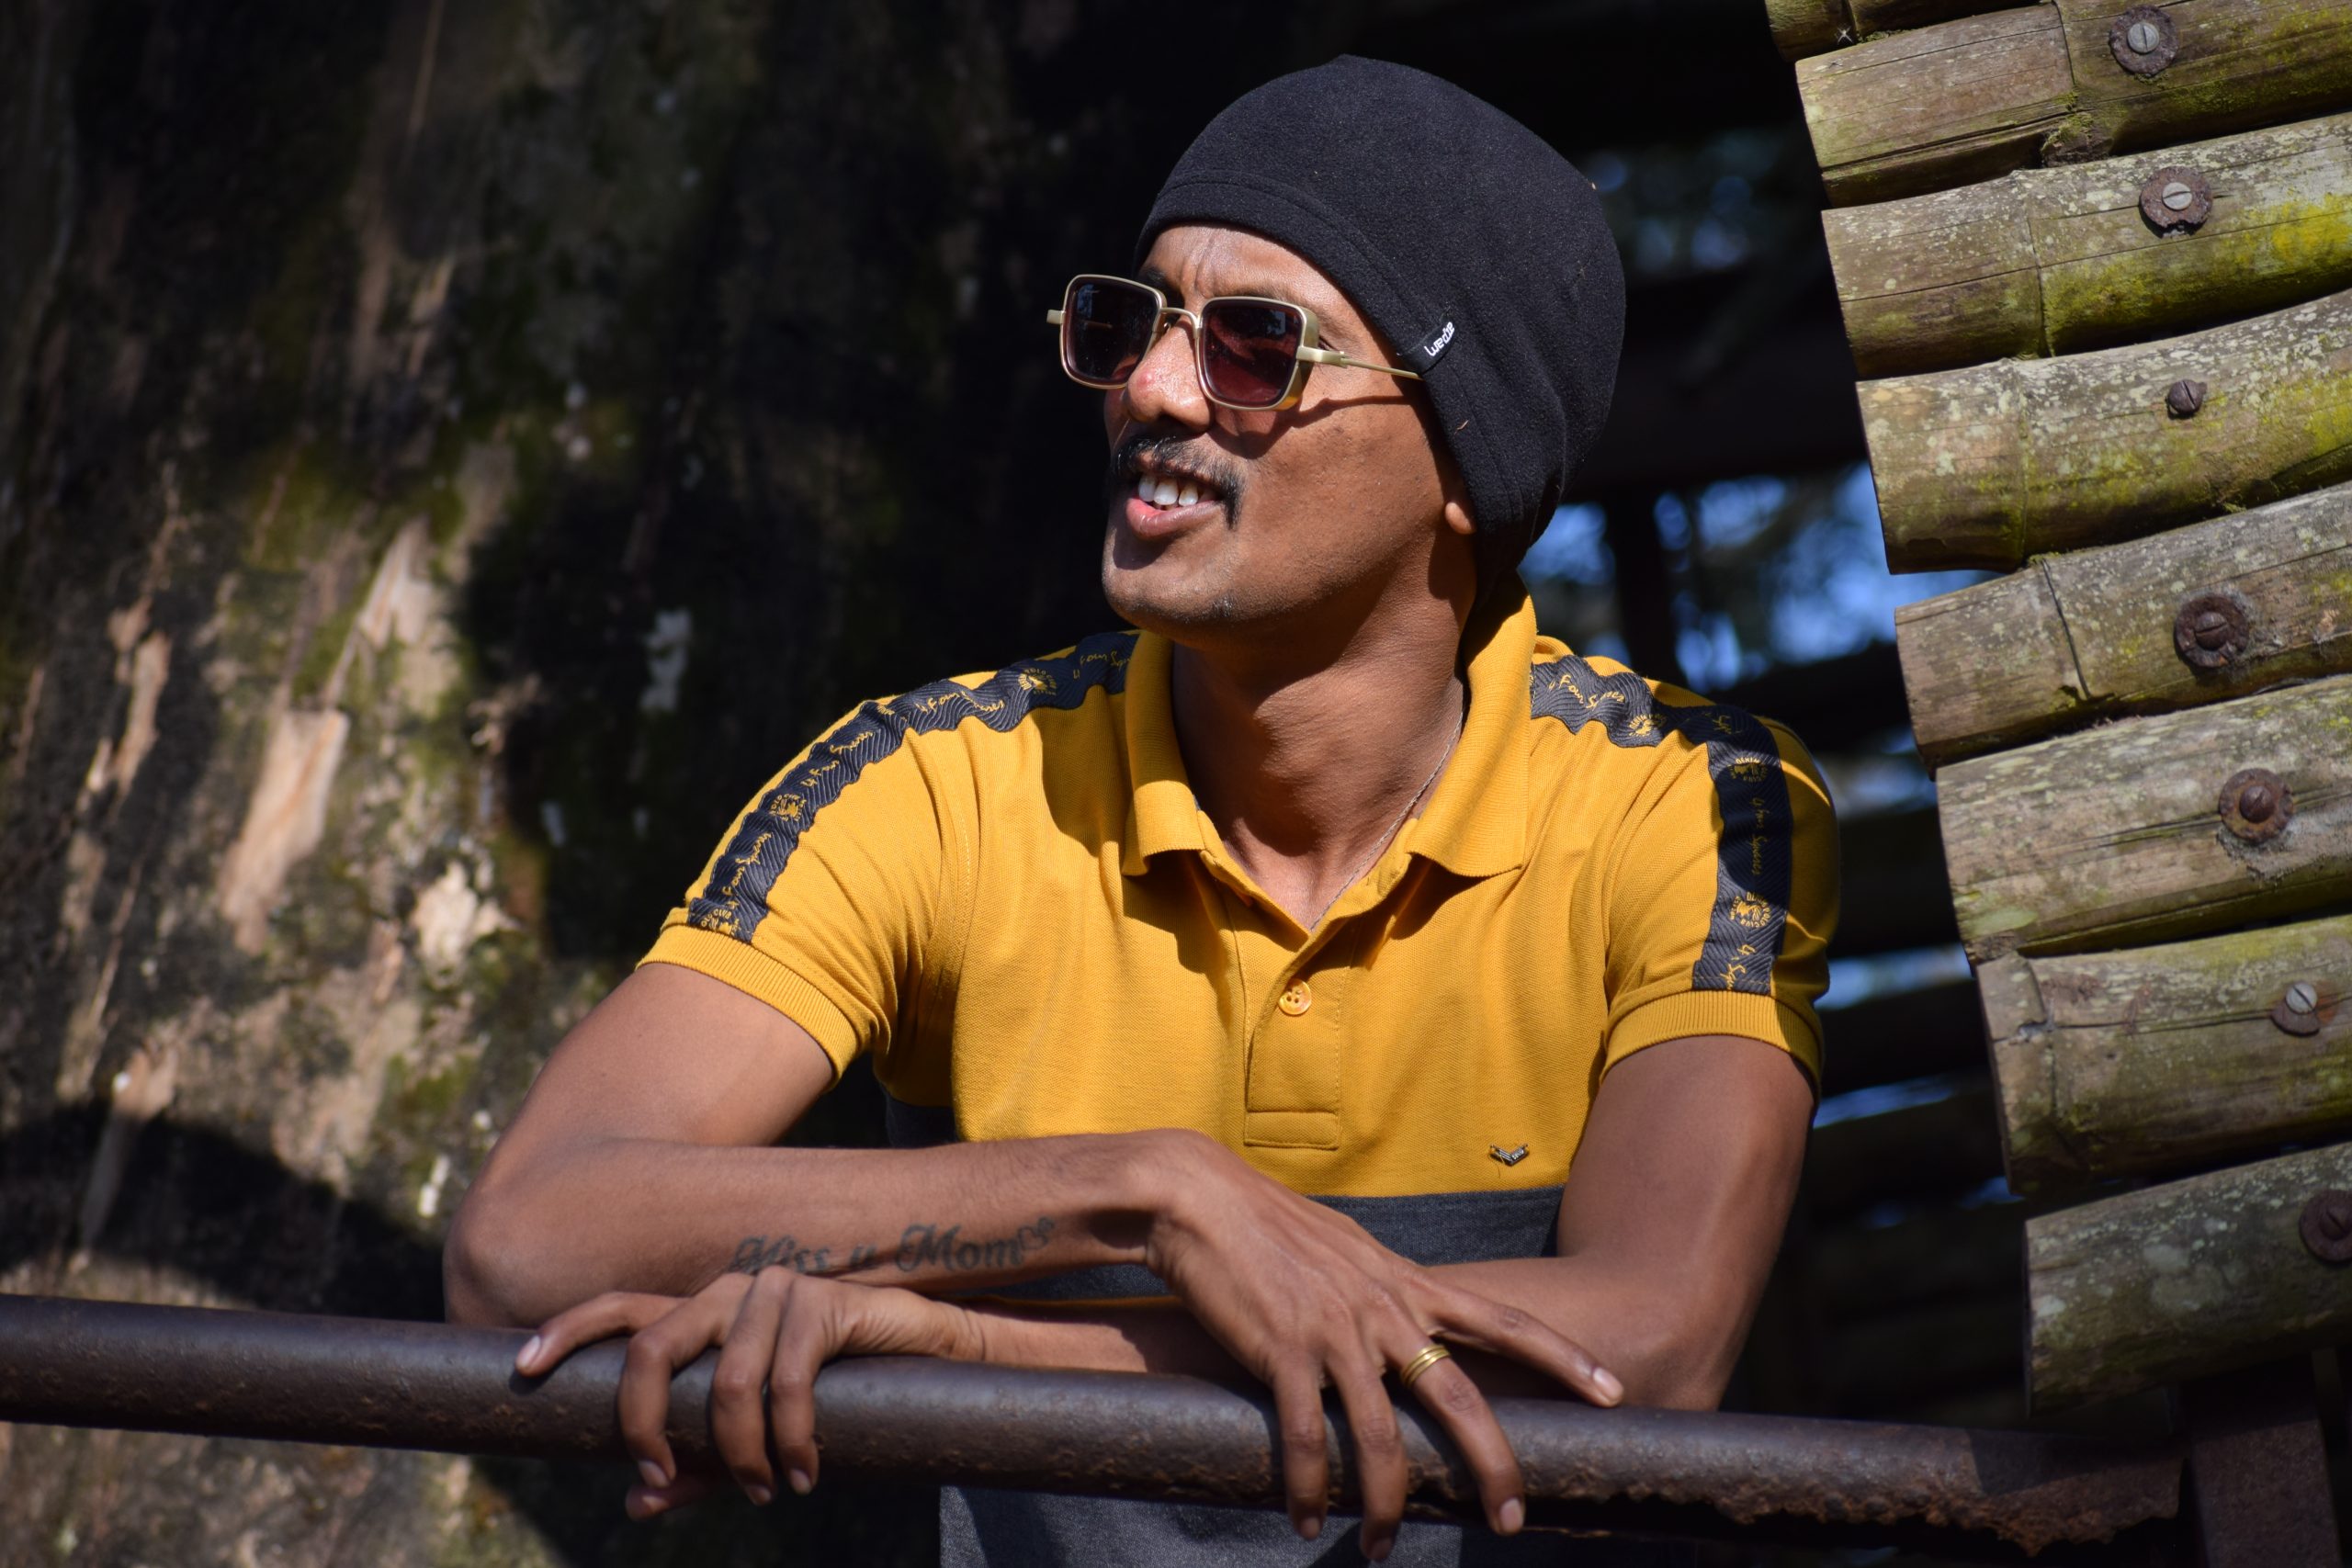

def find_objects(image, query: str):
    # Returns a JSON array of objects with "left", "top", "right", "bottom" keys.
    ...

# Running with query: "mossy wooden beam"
[
  {"left": 1895, "top": 480, "right": 2352, "bottom": 766},
  {"left": 1798, "top": 0, "right": 2352, "bottom": 206},
  {"left": 2026, "top": 1142, "right": 2352, "bottom": 1408},
  {"left": 1982, "top": 915, "right": 2352, "bottom": 1195},
  {"left": 1764, "top": 0, "right": 2007, "bottom": 62},
  {"left": 1867, "top": 285, "right": 2352, "bottom": 571},
  {"left": 1937, "top": 672, "right": 2352, "bottom": 961},
  {"left": 1826, "top": 113, "right": 2352, "bottom": 377}
]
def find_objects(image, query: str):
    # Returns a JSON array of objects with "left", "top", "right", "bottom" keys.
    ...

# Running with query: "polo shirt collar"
[
  {"left": 1121, "top": 629, "right": 1205, "bottom": 874},
  {"left": 1119, "top": 585, "right": 1535, "bottom": 881},
  {"left": 1404, "top": 584, "right": 1532, "bottom": 880}
]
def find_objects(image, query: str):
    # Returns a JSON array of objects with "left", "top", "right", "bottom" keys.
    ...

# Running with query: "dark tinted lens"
[
  {"left": 1201, "top": 300, "right": 1304, "bottom": 408},
  {"left": 1063, "top": 278, "right": 1160, "bottom": 386}
]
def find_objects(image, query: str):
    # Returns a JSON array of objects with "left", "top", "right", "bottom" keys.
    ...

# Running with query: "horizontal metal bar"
[{"left": 0, "top": 1293, "right": 2183, "bottom": 1562}]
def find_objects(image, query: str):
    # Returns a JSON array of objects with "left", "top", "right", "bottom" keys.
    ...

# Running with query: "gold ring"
[{"left": 1397, "top": 1342, "right": 1453, "bottom": 1389}]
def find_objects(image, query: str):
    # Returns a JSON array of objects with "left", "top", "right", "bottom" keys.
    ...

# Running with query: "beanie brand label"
[{"left": 1403, "top": 319, "right": 1456, "bottom": 373}]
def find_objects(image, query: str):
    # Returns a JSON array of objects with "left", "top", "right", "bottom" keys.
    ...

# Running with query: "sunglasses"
[{"left": 1046, "top": 274, "right": 1424, "bottom": 412}]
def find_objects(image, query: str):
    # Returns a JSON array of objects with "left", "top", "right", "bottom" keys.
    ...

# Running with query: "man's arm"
[{"left": 443, "top": 962, "right": 1182, "bottom": 1325}]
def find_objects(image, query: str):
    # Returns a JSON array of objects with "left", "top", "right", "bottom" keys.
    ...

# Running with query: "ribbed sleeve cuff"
[
  {"left": 1604, "top": 991, "right": 1822, "bottom": 1096},
  {"left": 638, "top": 923, "right": 862, "bottom": 1080}
]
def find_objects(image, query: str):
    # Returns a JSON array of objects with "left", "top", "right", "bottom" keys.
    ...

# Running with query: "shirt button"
[{"left": 1278, "top": 982, "right": 1312, "bottom": 1017}]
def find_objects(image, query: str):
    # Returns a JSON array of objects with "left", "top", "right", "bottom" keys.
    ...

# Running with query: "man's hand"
[
  {"left": 516, "top": 1270, "right": 986, "bottom": 1519},
  {"left": 1142, "top": 1131, "right": 1623, "bottom": 1559}
]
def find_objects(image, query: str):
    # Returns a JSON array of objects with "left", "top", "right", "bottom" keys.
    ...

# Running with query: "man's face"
[{"left": 1098, "top": 224, "right": 1466, "bottom": 645}]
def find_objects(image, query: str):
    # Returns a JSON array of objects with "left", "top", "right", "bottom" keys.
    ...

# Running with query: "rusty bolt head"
[
  {"left": 2173, "top": 592, "right": 2250, "bottom": 670},
  {"left": 2139, "top": 166, "right": 2212, "bottom": 234},
  {"left": 2301, "top": 1191, "right": 2352, "bottom": 1263},
  {"left": 2110, "top": 6, "right": 2177, "bottom": 74},
  {"left": 2219, "top": 767, "right": 2292, "bottom": 844},
  {"left": 2273, "top": 981, "right": 2335, "bottom": 1037},
  {"left": 2165, "top": 378, "right": 2208, "bottom": 418}
]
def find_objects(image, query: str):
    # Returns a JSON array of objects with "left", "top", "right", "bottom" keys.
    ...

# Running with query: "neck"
[{"left": 1169, "top": 592, "right": 1471, "bottom": 927}]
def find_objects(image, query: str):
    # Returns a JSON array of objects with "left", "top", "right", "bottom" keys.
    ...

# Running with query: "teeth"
[
  {"left": 1178, "top": 483, "right": 1199, "bottom": 507},
  {"left": 1153, "top": 479, "right": 1182, "bottom": 507},
  {"left": 1136, "top": 475, "right": 1152, "bottom": 502}
]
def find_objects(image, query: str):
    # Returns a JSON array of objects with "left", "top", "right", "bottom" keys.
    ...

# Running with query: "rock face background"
[{"left": 0, "top": 2, "right": 1325, "bottom": 1560}]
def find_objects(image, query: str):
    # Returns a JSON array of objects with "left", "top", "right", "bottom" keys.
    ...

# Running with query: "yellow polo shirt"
[{"left": 642, "top": 588, "right": 1836, "bottom": 1212}]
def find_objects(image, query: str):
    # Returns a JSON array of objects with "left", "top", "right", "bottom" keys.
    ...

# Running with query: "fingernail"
[
  {"left": 627, "top": 1488, "right": 666, "bottom": 1520},
  {"left": 786, "top": 1467, "right": 813, "bottom": 1495},
  {"left": 516, "top": 1336, "right": 541, "bottom": 1371},
  {"left": 1295, "top": 1515, "right": 1322, "bottom": 1540},
  {"left": 1594, "top": 1368, "right": 1624, "bottom": 1404},
  {"left": 639, "top": 1459, "right": 668, "bottom": 1490},
  {"left": 1367, "top": 1534, "right": 1394, "bottom": 1562},
  {"left": 1499, "top": 1497, "right": 1525, "bottom": 1533},
  {"left": 747, "top": 1483, "right": 774, "bottom": 1506}
]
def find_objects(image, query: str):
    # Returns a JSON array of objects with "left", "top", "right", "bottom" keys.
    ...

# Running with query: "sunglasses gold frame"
[{"left": 1046, "top": 273, "right": 1422, "bottom": 412}]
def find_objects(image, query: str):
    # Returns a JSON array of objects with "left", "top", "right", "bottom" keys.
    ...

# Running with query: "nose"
[{"left": 1117, "top": 310, "right": 1212, "bottom": 430}]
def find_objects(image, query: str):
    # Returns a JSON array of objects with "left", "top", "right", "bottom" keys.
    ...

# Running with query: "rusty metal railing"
[{"left": 0, "top": 1293, "right": 2185, "bottom": 1562}]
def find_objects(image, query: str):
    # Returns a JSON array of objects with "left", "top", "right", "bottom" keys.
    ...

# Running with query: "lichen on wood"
[
  {"left": 2026, "top": 1143, "right": 2352, "bottom": 1409},
  {"left": 1982, "top": 916, "right": 2352, "bottom": 1194},
  {"left": 1798, "top": 0, "right": 2352, "bottom": 205},
  {"left": 1826, "top": 112, "right": 2352, "bottom": 376},
  {"left": 1864, "top": 285, "right": 2352, "bottom": 571},
  {"left": 1896, "top": 479, "right": 2352, "bottom": 764},
  {"left": 1936, "top": 672, "right": 2352, "bottom": 961}
]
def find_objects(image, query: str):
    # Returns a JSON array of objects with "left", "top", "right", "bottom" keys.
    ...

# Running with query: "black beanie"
[{"left": 1137, "top": 56, "right": 1626, "bottom": 566}]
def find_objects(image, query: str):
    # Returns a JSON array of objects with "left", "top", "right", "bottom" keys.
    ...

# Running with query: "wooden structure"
[{"left": 1774, "top": 0, "right": 2352, "bottom": 1556}]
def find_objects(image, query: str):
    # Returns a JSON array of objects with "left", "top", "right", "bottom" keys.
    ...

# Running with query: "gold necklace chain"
[{"left": 1303, "top": 699, "right": 1465, "bottom": 931}]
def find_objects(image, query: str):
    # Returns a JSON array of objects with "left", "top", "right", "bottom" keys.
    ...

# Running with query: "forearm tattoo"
[{"left": 726, "top": 1216, "right": 1057, "bottom": 1280}]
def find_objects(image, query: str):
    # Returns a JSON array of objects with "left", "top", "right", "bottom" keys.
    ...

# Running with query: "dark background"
[{"left": 0, "top": 1, "right": 2076, "bottom": 1562}]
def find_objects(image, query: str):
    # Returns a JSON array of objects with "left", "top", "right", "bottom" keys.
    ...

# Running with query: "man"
[{"left": 447, "top": 56, "right": 1835, "bottom": 1567}]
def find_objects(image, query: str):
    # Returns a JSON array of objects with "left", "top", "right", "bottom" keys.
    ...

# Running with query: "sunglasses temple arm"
[{"left": 1295, "top": 344, "right": 1421, "bottom": 381}]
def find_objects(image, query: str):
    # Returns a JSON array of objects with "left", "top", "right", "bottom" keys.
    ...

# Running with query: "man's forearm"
[{"left": 445, "top": 1130, "right": 1191, "bottom": 1325}]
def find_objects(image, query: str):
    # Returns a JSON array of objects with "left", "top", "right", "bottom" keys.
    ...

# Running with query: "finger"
[
  {"left": 710, "top": 1269, "right": 795, "bottom": 1502},
  {"left": 1328, "top": 1348, "right": 1408, "bottom": 1562},
  {"left": 1396, "top": 1349, "right": 1524, "bottom": 1536},
  {"left": 624, "top": 1472, "right": 723, "bottom": 1521},
  {"left": 518, "top": 1292, "right": 680, "bottom": 1377},
  {"left": 768, "top": 1277, "right": 841, "bottom": 1495},
  {"left": 619, "top": 1290, "right": 741, "bottom": 1490},
  {"left": 1270, "top": 1364, "right": 1331, "bottom": 1542},
  {"left": 1429, "top": 1286, "right": 1624, "bottom": 1406}
]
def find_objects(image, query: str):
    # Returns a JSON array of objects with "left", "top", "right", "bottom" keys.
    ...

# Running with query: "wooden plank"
[
  {"left": 2026, "top": 1143, "right": 2352, "bottom": 1409},
  {"left": 1867, "top": 285, "right": 2352, "bottom": 571},
  {"left": 1984, "top": 916, "right": 2352, "bottom": 1194},
  {"left": 1799, "top": 0, "right": 2352, "bottom": 205},
  {"left": 1820, "top": 977, "right": 1985, "bottom": 1098},
  {"left": 1938, "top": 673, "right": 2352, "bottom": 961},
  {"left": 1826, "top": 113, "right": 2352, "bottom": 376},
  {"left": 1798, "top": 6, "right": 2076, "bottom": 208},
  {"left": 1895, "top": 480, "right": 2352, "bottom": 767},
  {"left": 1766, "top": 0, "right": 2014, "bottom": 62}
]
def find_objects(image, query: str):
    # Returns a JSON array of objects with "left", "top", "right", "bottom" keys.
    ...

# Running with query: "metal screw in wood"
[
  {"left": 2140, "top": 167, "right": 2213, "bottom": 235},
  {"left": 2165, "top": 378, "right": 2208, "bottom": 418},
  {"left": 2109, "top": 6, "right": 2178, "bottom": 75},
  {"left": 2173, "top": 591, "right": 2249, "bottom": 670},
  {"left": 2300, "top": 1191, "right": 2352, "bottom": 1263},
  {"left": 2219, "top": 767, "right": 2292, "bottom": 844},
  {"left": 2273, "top": 981, "right": 2331, "bottom": 1038}
]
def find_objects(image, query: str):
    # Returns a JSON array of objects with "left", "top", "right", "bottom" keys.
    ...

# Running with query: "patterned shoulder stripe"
[
  {"left": 1529, "top": 657, "right": 1795, "bottom": 998},
  {"left": 686, "top": 632, "right": 1137, "bottom": 942}
]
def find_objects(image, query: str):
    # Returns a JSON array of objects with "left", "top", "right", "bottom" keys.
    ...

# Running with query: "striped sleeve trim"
[
  {"left": 683, "top": 632, "right": 1136, "bottom": 945},
  {"left": 1530, "top": 654, "right": 1796, "bottom": 998}
]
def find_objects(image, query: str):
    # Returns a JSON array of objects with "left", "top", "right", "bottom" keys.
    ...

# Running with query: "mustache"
[{"left": 1104, "top": 432, "right": 1244, "bottom": 502}]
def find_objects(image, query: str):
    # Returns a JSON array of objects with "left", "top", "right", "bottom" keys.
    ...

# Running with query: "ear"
[{"left": 1442, "top": 495, "right": 1476, "bottom": 538}]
